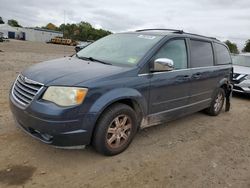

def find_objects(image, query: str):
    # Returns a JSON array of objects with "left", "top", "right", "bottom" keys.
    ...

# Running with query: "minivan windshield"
[{"left": 76, "top": 33, "right": 163, "bottom": 66}]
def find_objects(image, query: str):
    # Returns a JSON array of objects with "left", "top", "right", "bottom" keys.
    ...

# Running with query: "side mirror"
[{"left": 151, "top": 58, "right": 174, "bottom": 72}]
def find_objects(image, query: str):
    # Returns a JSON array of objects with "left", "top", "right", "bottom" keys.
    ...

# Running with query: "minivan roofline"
[
  {"left": 119, "top": 30, "right": 228, "bottom": 52},
  {"left": 119, "top": 29, "right": 221, "bottom": 43}
]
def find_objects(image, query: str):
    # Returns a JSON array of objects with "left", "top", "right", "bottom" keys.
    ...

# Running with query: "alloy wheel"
[
  {"left": 106, "top": 114, "right": 132, "bottom": 149},
  {"left": 214, "top": 92, "right": 223, "bottom": 112}
]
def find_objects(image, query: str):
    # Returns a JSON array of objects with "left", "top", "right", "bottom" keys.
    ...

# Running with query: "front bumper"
[{"left": 9, "top": 95, "right": 97, "bottom": 148}]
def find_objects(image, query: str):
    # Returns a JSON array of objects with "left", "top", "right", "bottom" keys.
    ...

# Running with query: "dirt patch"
[
  {"left": 0, "top": 165, "right": 36, "bottom": 186},
  {"left": 0, "top": 40, "right": 250, "bottom": 187}
]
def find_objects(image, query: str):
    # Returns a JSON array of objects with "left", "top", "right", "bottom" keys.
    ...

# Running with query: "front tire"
[
  {"left": 206, "top": 88, "right": 225, "bottom": 116},
  {"left": 93, "top": 103, "right": 138, "bottom": 156}
]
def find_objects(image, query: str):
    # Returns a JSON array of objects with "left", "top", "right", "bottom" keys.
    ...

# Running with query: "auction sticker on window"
[
  {"left": 127, "top": 57, "right": 137, "bottom": 64},
  {"left": 138, "top": 35, "right": 156, "bottom": 39}
]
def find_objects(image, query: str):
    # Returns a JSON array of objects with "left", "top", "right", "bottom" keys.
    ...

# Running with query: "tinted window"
[
  {"left": 154, "top": 39, "right": 187, "bottom": 69},
  {"left": 215, "top": 43, "right": 231, "bottom": 64},
  {"left": 190, "top": 40, "right": 214, "bottom": 67}
]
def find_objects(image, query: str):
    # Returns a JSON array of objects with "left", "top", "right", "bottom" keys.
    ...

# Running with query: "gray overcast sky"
[{"left": 0, "top": 0, "right": 250, "bottom": 49}]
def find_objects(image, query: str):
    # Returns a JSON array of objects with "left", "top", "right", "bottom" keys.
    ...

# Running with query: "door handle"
[
  {"left": 193, "top": 73, "right": 201, "bottom": 79},
  {"left": 177, "top": 75, "right": 190, "bottom": 81}
]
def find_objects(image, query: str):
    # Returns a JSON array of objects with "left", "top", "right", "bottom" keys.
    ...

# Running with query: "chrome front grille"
[{"left": 12, "top": 74, "right": 44, "bottom": 107}]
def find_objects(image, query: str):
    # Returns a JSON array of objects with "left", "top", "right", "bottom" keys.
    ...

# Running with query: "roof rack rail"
[
  {"left": 183, "top": 32, "right": 218, "bottom": 41},
  {"left": 136, "top": 29, "right": 183, "bottom": 34},
  {"left": 135, "top": 29, "right": 219, "bottom": 41}
]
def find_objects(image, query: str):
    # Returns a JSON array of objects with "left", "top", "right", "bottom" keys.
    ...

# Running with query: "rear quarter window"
[
  {"left": 214, "top": 43, "right": 232, "bottom": 65},
  {"left": 190, "top": 40, "right": 214, "bottom": 68}
]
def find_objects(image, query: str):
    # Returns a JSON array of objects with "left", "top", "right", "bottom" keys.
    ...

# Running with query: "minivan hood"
[
  {"left": 22, "top": 57, "right": 129, "bottom": 86},
  {"left": 233, "top": 65, "right": 250, "bottom": 75}
]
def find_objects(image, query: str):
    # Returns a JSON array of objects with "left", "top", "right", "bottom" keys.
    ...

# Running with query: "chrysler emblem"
[
  {"left": 19, "top": 74, "right": 26, "bottom": 82},
  {"left": 19, "top": 74, "right": 37, "bottom": 84}
]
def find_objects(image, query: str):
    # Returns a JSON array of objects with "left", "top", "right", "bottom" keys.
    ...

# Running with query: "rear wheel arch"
[
  {"left": 220, "top": 83, "right": 228, "bottom": 94},
  {"left": 218, "top": 78, "right": 230, "bottom": 88},
  {"left": 215, "top": 77, "right": 231, "bottom": 96}
]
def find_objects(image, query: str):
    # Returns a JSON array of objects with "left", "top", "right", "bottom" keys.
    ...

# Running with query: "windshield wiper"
[
  {"left": 76, "top": 55, "right": 112, "bottom": 65},
  {"left": 88, "top": 57, "right": 112, "bottom": 65}
]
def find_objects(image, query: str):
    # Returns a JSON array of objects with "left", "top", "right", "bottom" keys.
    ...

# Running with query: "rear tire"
[
  {"left": 93, "top": 103, "right": 138, "bottom": 156},
  {"left": 206, "top": 88, "right": 225, "bottom": 116}
]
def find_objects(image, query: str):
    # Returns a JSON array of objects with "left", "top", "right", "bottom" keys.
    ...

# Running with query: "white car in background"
[{"left": 232, "top": 61, "right": 250, "bottom": 94}]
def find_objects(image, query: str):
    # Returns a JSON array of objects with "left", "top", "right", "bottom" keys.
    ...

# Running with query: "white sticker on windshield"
[{"left": 138, "top": 35, "right": 156, "bottom": 40}]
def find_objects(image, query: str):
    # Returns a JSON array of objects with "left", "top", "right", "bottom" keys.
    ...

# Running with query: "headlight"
[{"left": 42, "top": 86, "right": 88, "bottom": 106}]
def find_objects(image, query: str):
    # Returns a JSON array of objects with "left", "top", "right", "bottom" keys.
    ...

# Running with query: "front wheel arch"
[
  {"left": 92, "top": 103, "right": 138, "bottom": 155},
  {"left": 90, "top": 98, "right": 144, "bottom": 144}
]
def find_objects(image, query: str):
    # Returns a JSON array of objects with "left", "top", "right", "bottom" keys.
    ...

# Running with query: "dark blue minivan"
[{"left": 10, "top": 29, "right": 233, "bottom": 155}]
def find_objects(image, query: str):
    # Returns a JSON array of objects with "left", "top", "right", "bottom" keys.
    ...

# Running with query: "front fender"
[{"left": 88, "top": 88, "right": 147, "bottom": 117}]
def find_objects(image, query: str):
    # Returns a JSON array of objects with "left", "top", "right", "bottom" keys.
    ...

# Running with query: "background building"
[
  {"left": 232, "top": 53, "right": 250, "bottom": 66},
  {"left": 0, "top": 24, "right": 62, "bottom": 42}
]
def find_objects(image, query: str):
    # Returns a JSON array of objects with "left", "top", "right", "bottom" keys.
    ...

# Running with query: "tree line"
[
  {"left": 224, "top": 40, "right": 250, "bottom": 54},
  {"left": 41, "top": 22, "right": 112, "bottom": 41},
  {"left": 0, "top": 17, "right": 111, "bottom": 41},
  {"left": 1, "top": 16, "right": 250, "bottom": 51},
  {"left": 0, "top": 17, "right": 22, "bottom": 27}
]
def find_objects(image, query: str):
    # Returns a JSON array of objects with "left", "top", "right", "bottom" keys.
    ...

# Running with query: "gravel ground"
[{"left": 0, "top": 40, "right": 250, "bottom": 188}]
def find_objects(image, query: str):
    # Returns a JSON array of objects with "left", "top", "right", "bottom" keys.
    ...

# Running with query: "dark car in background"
[
  {"left": 75, "top": 41, "right": 93, "bottom": 52},
  {"left": 10, "top": 29, "right": 233, "bottom": 156}
]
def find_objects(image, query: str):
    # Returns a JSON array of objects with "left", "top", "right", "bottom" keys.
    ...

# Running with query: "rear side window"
[
  {"left": 214, "top": 43, "right": 231, "bottom": 64},
  {"left": 190, "top": 40, "right": 214, "bottom": 67}
]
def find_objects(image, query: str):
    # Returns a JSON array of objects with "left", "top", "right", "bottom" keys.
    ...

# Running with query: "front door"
[{"left": 148, "top": 38, "right": 192, "bottom": 125}]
